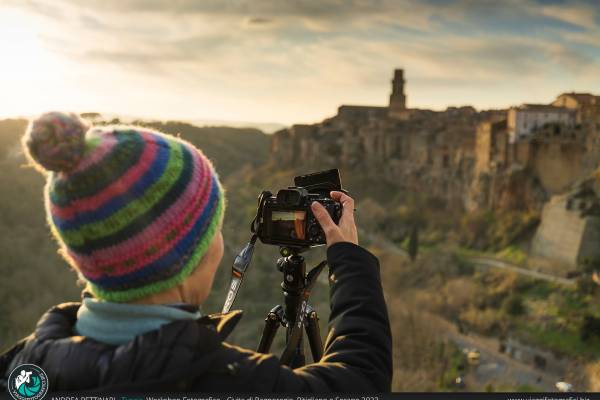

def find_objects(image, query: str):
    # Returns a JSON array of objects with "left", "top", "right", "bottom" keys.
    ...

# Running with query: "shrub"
[
  {"left": 576, "top": 275, "right": 596, "bottom": 295},
  {"left": 503, "top": 294, "right": 525, "bottom": 316},
  {"left": 581, "top": 315, "right": 600, "bottom": 342}
]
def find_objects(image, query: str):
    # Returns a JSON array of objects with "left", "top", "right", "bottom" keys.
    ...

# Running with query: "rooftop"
[
  {"left": 516, "top": 104, "right": 573, "bottom": 112},
  {"left": 557, "top": 92, "right": 597, "bottom": 101}
]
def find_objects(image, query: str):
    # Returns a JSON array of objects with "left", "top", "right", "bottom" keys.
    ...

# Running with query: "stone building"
[
  {"left": 507, "top": 104, "right": 576, "bottom": 143},
  {"left": 552, "top": 93, "right": 600, "bottom": 174},
  {"left": 388, "top": 69, "right": 408, "bottom": 120},
  {"left": 552, "top": 92, "right": 600, "bottom": 124},
  {"left": 472, "top": 90, "right": 599, "bottom": 210},
  {"left": 475, "top": 119, "right": 508, "bottom": 175}
]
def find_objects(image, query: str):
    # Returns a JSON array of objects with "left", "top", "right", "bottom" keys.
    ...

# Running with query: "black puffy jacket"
[{"left": 0, "top": 242, "right": 392, "bottom": 392}]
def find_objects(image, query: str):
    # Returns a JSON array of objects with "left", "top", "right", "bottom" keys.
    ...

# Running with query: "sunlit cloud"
[{"left": 0, "top": 0, "right": 599, "bottom": 125}]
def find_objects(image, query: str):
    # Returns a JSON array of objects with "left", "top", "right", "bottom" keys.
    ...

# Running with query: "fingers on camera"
[
  {"left": 330, "top": 191, "right": 354, "bottom": 207},
  {"left": 311, "top": 202, "right": 336, "bottom": 230},
  {"left": 331, "top": 191, "right": 355, "bottom": 221}
]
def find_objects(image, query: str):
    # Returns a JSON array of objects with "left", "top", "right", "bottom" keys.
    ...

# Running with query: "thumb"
[{"left": 311, "top": 201, "right": 336, "bottom": 233}]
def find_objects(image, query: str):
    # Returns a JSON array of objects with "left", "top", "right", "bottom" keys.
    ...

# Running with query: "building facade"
[{"left": 507, "top": 104, "right": 576, "bottom": 143}]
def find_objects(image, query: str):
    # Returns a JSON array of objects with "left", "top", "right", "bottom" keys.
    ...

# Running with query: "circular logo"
[{"left": 7, "top": 364, "right": 48, "bottom": 400}]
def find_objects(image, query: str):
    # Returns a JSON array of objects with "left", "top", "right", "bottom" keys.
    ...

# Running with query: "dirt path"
[
  {"left": 361, "top": 229, "right": 574, "bottom": 287},
  {"left": 467, "top": 256, "right": 575, "bottom": 286}
]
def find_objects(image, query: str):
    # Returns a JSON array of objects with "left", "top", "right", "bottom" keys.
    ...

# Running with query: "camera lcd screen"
[{"left": 271, "top": 211, "right": 306, "bottom": 240}]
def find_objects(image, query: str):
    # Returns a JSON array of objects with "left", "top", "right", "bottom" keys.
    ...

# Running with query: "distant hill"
[
  {"left": 188, "top": 119, "right": 286, "bottom": 134},
  {"left": 79, "top": 112, "right": 286, "bottom": 134},
  {"left": 125, "top": 120, "right": 271, "bottom": 178},
  {"left": 0, "top": 118, "right": 271, "bottom": 179}
]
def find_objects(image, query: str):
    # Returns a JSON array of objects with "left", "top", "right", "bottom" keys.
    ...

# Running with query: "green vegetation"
[
  {"left": 502, "top": 294, "right": 525, "bottom": 316},
  {"left": 458, "top": 210, "right": 540, "bottom": 252},
  {"left": 517, "top": 322, "right": 600, "bottom": 359},
  {"left": 495, "top": 246, "right": 528, "bottom": 266},
  {"left": 438, "top": 344, "right": 467, "bottom": 391},
  {"left": 384, "top": 246, "right": 600, "bottom": 361}
]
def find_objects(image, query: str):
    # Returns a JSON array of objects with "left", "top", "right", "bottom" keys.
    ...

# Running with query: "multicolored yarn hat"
[{"left": 23, "top": 112, "right": 225, "bottom": 302}]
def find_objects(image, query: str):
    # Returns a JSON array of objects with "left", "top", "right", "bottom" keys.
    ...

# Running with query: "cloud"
[
  {"left": 2, "top": 0, "right": 600, "bottom": 123},
  {"left": 245, "top": 17, "right": 273, "bottom": 25},
  {"left": 540, "top": 2, "right": 599, "bottom": 30}
]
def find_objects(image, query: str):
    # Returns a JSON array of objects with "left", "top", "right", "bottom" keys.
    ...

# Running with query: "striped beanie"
[{"left": 23, "top": 112, "right": 225, "bottom": 302}]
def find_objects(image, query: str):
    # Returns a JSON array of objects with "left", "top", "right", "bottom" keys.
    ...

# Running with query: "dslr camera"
[{"left": 253, "top": 169, "right": 344, "bottom": 248}]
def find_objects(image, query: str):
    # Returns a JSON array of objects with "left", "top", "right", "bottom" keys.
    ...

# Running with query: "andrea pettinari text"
[{"left": 47, "top": 396, "right": 378, "bottom": 400}]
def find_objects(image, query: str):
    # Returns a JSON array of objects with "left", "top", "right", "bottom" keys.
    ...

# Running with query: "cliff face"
[
  {"left": 467, "top": 122, "right": 589, "bottom": 212},
  {"left": 272, "top": 105, "right": 484, "bottom": 209},
  {"left": 272, "top": 111, "right": 599, "bottom": 217}
]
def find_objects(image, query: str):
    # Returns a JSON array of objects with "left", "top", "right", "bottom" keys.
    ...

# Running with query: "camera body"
[{"left": 255, "top": 169, "right": 344, "bottom": 248}]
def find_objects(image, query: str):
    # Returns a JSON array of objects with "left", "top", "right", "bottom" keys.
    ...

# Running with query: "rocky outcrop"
[
  {"left": 271, "top": 104, "right": 483, "bottom": 209},
  {"left": 531, "top": 182, "right": 600, "bottom": 266}
]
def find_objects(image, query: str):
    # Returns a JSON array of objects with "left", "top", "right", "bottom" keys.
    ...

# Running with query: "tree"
[
  {"left": 408, "top": 225, "right": 419, "bottom": 262},
  {"left": 502, "top": 294, "right": 525, "bottom": 316}
]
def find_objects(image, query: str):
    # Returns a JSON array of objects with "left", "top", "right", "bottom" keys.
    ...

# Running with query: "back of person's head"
[{"left": 23, "top": 111, "right": 225, "bottom": 303}]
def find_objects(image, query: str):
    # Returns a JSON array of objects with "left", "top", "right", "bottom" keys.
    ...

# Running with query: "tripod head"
[{"left": 277, "top": 246, "right": 306, "bottom": 276}]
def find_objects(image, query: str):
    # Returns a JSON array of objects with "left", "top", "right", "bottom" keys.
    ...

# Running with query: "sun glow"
[{"left": 0, "top": 7, "right": 66, "bottom": 117}]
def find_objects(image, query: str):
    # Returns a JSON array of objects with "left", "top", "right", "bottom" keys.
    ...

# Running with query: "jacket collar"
[
  {"left": 29, "top": 301, "right": 243, "bottom": 343},
  {"left": 77, "top": 291, "right": 242, "bottom": 340}
]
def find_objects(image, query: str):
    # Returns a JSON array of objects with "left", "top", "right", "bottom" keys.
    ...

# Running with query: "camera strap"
[
  {"left": 280, "top": 259, "right": 328, "bottom": 365},
  {"left": 221, "top": 234, "right": 257, "bottom": 314},
  {"left": 221, "top": 192, "right": 269, "bottom": 314}
]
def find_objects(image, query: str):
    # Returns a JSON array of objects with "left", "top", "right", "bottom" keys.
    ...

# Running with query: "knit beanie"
[{"left": 23, "top": 112, "right": 225, "bottom": 302}]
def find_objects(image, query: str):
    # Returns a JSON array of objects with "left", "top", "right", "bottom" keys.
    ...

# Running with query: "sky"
[{"left": 0, "top": 0, "right": 599, "bottom": 126}]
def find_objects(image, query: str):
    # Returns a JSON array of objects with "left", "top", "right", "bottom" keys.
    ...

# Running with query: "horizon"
[{"left": 1, "top": 0, "right": 599, "bottom": 125}]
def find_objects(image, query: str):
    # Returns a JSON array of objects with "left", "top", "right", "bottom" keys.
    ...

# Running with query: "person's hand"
[{"left": 311, "top": 191, "right": 358, "bottom": 247}]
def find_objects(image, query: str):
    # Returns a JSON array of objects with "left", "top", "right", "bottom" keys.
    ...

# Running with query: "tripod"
[{"left": 256, "top": 247, "right": 326, "bottom": 368}]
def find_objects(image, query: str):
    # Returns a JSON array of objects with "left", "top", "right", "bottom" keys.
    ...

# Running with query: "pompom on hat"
[
  {"left": 23, "top": 112, "right": 225, "bottom": 302},
  {"left": 23, "top": 112, "right": 90, "bottom": 172}
]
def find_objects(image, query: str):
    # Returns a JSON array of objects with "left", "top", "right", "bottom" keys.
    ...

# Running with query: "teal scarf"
[{"left": 75, "top": 298, "right": 202, "bottom": 345}]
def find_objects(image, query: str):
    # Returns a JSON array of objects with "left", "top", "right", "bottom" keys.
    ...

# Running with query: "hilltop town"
[{"left": 271, "top": 69, "right": 600, "bottom": 268}]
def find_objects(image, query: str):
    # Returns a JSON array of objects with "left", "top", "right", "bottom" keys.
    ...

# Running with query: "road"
[
  {"left": 361, "top": 229, "right": 574, "bottom": 286},
  {"left": 466, "top": 256, "right": 575, "bottom": 286},
  {"left": 449, "top": 331, "right": 564, "bottom": 391},
  {"left": 434, "top": 315, "right": 567, "bottom": 391}
]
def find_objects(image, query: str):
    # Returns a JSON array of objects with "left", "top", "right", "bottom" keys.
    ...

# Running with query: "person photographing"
[{"left": 0, "top": 112, "right": 392, "bottom": 393}]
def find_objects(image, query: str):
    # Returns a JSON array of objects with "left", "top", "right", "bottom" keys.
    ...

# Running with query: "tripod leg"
[
  {"left": 304, "top": 305, "right": 323, "bottom": 362},
  {"left": 257, "top": 305, "right": 284, "bottom": 354}
]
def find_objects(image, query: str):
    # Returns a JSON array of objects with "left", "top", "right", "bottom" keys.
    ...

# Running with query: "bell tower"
[{"left": 389, "top": 69, "right": 408, "bottom": 119}]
